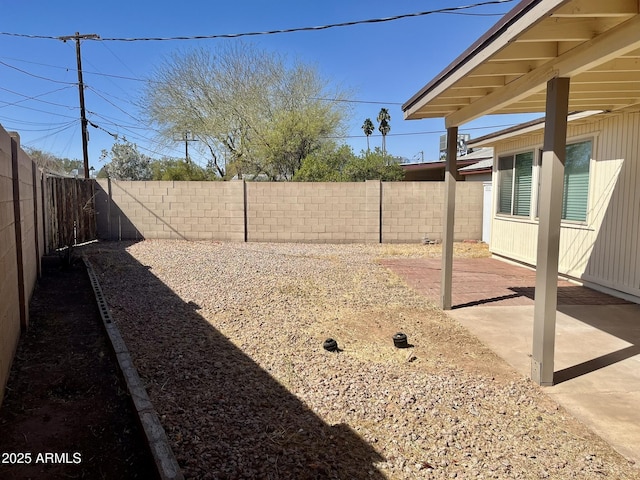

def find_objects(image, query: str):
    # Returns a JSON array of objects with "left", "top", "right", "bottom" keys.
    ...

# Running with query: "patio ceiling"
[{"left": 403, "top": 0, "right": 640, "bottom": 127}]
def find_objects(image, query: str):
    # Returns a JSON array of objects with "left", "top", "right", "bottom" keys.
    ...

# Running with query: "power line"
[
  {"left": 0, "top": 85, "right": 77, "bottom": 109},
  {"left": 86, "top": 113, "right": 186, "bottom": 155},
  {"left": 0, "top": 1, "right": 513, "bottom": 43},
  {"left": 0, "top": 56, "right": 149, "bottom": 82},
  {"left": 91, "top": 119, "right": 208, "bottom": 167},
  {"left": 0, "top": 56, "right": 404, "bottom": 106},
  {"left": 87, "top": 111, "right": 147, "bottom": 130},
  {"left": 86, "top": 86, "right": 141, "bottom": 122},
  {"left": 0, "top": 101, "right": 80, "bottom": 119},
  {"left": 314, "top": 97, "right": 403, "bottom": 106},
  {"left": 0, "top": 115, "right": 75, "bottom": 127},
  {"left": 100, "top": 1, "right": 514, "bottom": 41},
  {"left": 23, "top": 122, "right": 77, "bottom": 144},
  {"left": 0, "top": 60, "right": 76, "bottom": 85},
  {"left": 0, "top": 119, "right": 77, "bottom": 132},
  {"left": 325, "top": 122, "right": 530, "bottom": 139}
]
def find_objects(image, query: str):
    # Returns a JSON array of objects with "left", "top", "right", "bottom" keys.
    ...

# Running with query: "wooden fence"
[{"left": 45, "top": 177, "right": 97, "bottom": 251}]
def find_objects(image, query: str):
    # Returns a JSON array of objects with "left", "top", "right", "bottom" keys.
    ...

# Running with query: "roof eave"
[{"left": 402, "top": 0, "right": 565, "bottom": 120}]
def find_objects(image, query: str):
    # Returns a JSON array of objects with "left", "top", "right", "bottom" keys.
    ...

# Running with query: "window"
[
  {"left": 498, "top": 151, "right": 534, "bottom": 216},
  {"left": 538, "top": 140, "right": 591, "bottom": 222},
  {"left": 562, "top": 140, "right": 591, "bottom": 221}
]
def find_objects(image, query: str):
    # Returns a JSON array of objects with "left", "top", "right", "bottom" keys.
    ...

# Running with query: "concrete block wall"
[
  {"left": 97, "top": 179, "right": 483, "bottom": 244},
  {"left": 0, "top": 126, "right": 43, "bottom": 407},
  {"left": 454, "top": 182, "right": 484, "bottom": 240},
  {"left": 246, "top": 181, "right": 379, "bottom": 243},
  {"left": 382, "top": 182, "right": 483, "bottom": 243},
  {"left": 96, "top": 180, "right": 245, "bottom": 241},
  {"left": 383, "top": 182, "right": 442, "bottom": 243},
  {"left": 17, "top": 147, "right": 38, "bottom": 303},
  {"left": 0, "top": 128, "right": 21, "bottom": 407}
]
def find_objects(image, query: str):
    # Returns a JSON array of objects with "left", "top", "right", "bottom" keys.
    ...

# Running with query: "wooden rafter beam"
[
  {"left": 439, "top": 88, "right": 490, "bottom": 98},
  {"left": 552, "top": 0, "right": 638, "bottom": 17},
  {"left": 569, "top": 81, "right": 640, "bottom": 92},
  {"left": 449, "top": 76, "right": 507, "bottom": 89},
  {"left": 470, "top": 61, "right": 539, "bottom": 76},
  {"left": 526, "top": 90, "right": 640, "bottom": 101},
  {"left": 491, "top": 42, "right": 559, "bottom": 61},
  {"left": 517, "top": 17, "right": 623, "bottom": 42},
  {"left": 445, "top": 13, "right": 640, "bottom": 127},
  {"left": 572, "top": 71, "right": 640, "bottom": 83},
  {"left": 590, "top": 57, "right": 640, "bottom": 71}
]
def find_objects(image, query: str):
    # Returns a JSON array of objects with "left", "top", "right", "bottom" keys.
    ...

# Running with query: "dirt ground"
[{"left": 0, "top": 254, "right": 155, "bottom": 479}]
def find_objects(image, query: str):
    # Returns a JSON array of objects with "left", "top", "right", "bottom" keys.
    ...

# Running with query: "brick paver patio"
[{"left": 380, "top": 257, "right": 631, "bottom": 309}]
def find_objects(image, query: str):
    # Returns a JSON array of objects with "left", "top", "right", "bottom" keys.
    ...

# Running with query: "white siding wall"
[{"left": 490, "top": 111, "right": 639, "bottom": 298}]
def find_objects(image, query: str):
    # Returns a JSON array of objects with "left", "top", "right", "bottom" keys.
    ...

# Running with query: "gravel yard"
[{"left": 86, "top": 240, "right": 638, "bottom": 479}]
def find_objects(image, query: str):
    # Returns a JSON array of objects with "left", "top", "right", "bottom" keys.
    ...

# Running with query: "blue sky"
[{"left": 0, "top": 0, "right": 536, "bottom": 172}]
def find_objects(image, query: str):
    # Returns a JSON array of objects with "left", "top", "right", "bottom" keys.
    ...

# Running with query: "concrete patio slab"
[
  {"left": 382, "top": 257, "right": 640, "bottom": 465},
  {"left": 449, "top": 303, "right": 640, "bottom": 464}
]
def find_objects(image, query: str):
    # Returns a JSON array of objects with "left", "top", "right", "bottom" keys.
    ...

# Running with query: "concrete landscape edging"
[{"left": 83, "top": 257, "right": 184, "bottom": 480}]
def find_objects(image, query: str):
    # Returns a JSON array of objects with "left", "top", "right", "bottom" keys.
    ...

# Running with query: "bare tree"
[{"left": 142, "top": 43, "right": 349, "bottom": 180}]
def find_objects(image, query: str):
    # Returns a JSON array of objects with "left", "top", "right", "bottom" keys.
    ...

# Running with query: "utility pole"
[
  {"left": 59, "top": 33, "right": 99, "bottom": 179},
  {"left": 182, "top": 131, "right": 198, "bottom": 163}
]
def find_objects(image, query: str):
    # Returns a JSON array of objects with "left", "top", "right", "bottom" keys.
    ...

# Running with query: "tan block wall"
[
  {"left": 0, "top": 128, "right": 20, "bottom": 406},
  {"left": 454, "top": 182, "right": 484, "bottom": 240},
  {"left": 17, "top": 148, "right": 37, "bottom": 306},
  {"left": 246, "top": 181, "right": 379, "bottom": 243},
  {"left": 0, "top": 126, "right": 43, "bottom": 407},
  {"left": 383, "top": 182, "right": 484, "bottom": 243},
  {"left": 97, "top": 179, "right": 483, "bottom": 244},
  {"left": 96, "top": 180, "right": 245, "bottom": 241}
]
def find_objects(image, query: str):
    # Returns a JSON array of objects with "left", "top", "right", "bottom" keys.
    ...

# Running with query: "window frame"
[
  {"left": 496, "top": 149, "right": 535, "bottom": 218},
  {"left": 536, "top": 137, "right": 593, "bottom": 224}
]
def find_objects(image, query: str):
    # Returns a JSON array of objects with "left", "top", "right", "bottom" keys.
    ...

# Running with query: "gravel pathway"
[{"left": 86, "top": 241, "right": 638, "bottom": 479}]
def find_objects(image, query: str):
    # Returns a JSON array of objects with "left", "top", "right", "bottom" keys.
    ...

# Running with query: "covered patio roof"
[
  {"left": 402, "top": 0, "right": 640, "bottom": 387},
  {"left": 403, "top": 0, "right": 640, "bottom": 127}
]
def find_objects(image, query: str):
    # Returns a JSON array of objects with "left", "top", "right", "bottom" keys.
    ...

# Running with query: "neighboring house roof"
[
  {"left": 457, "top": 147, "right": 493, "bottom": 176},
  {"left": 458, "top": 158, "right": 493, "bottom": 175},
  {"left": 401, "top": 147, "right": 493, "bottom": 180},
  {"left": 457, "top": 147, "right": 493, "bottom": 161},
  {"left": 403, "top": 0, "right": 640, "bottom": 126},
  {"left": 401, "top": 159, "right": 478, "bottom": 181}
]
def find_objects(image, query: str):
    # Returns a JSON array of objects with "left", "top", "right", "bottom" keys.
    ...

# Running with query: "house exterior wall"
[
  {"left": 96, "top": 180, "right": 484, "bottom": 244},
  {"left": 489, "top": 111, "right": 640, "bottom": 299}
]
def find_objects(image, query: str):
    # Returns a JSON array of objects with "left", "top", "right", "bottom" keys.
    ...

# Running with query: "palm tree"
[
  {"left": 377, "top": 108, "right": 391, "bottom": 156},
  {"left": 362, "top": 118, "right": 375, "bottom": 153}
]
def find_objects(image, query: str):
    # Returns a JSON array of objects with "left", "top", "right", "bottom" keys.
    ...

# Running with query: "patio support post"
[
  {"left": 531, "top": 77, "right": 570, "bottom": 386},
  {"left": 441, "top": 126, "right": 458, "bottom": 310}
]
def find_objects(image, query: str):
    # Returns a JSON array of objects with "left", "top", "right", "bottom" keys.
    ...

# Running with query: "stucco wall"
[{"left": 96, "top": 179, "right": 484, "bottom": 244}]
